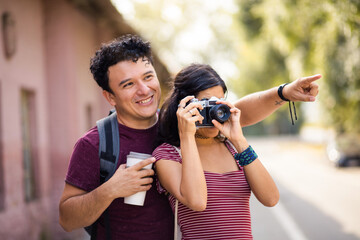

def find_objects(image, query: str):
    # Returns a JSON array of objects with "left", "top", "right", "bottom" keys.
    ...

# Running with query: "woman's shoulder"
[
  {"left": 152, "top": 143, "right": 182, "bottom": 163},
  {"left": 153, "top": 142, "right": 176, "bottom": 151}
]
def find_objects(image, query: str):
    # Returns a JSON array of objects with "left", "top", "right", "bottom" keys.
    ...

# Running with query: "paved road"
[{"left": 249, "top": 136, "right": 360, "bottom": 240}]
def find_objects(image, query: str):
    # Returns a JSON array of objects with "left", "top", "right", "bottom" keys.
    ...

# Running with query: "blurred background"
[{"left": 0, "top": 0, "right": 359, "bottom": 239}]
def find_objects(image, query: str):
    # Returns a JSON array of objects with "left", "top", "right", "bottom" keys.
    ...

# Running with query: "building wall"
[
  {"left": 43, "top": 0, "right": 113, "bottom": 239},
  {"left": 0, "top": 0, "right": 125, "bottom": 239},
  {"left": 0, "top": 0, "right": 52, "bottom": 239}
]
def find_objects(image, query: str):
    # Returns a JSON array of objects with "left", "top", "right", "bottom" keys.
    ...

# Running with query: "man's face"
[{"left": 105, "top": 59, "right": 161, "bottom": 128}]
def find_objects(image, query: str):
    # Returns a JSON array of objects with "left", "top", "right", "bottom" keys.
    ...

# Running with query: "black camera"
[{"left": 190, "top": 97, "right": 231, "bottom": 127}]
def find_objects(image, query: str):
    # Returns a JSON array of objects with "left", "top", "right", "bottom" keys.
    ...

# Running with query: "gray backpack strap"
[
  {"left": 96, "top": 111, "right": 120, "bottom": 183},
  {"left": 86, "top": 111, "right": 118, "bottom": 240}
]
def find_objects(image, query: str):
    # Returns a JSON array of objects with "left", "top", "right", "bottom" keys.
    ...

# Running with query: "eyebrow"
[
  {"left": 143, "top": 70, "right": 154, "bottom": 76},
  {"left": 119, "top": 78, "right": 131, "bottom": 86},
  {"left": 118, "top": 71, "right": 155, "bottom": 87}
]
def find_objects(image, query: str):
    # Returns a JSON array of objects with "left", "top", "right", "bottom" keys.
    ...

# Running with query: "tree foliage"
[
  {"left": 113, "top": 0, "right": 359, "bottom": 135},
  {"left": 234, "top": 0, "right": 360, "bottom": 134},
  {"left": 113, "top": 0, "right": 240, "bottom": 76}
]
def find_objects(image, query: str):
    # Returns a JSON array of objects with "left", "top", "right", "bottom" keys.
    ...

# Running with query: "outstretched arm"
[{"left": 236, "top": 74, "right": 321, "bottom": 127}]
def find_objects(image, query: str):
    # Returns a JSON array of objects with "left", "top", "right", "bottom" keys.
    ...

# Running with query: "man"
[{"left": 59, "top": 34, "right": 320, "bottom": 239}]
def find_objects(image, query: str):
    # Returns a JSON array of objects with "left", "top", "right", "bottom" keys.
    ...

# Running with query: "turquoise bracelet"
[{"left": 234, "top": 145, "right": 258, "bottom": 166}]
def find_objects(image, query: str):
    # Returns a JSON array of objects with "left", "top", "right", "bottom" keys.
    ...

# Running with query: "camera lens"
[
  {"left": 216, "top": 109, "right": 226, "bottom": 118},
  {"left": 209, "top": 104, "right": 230, "bottom": 123}
]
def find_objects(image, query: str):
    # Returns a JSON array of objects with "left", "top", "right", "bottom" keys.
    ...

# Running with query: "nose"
[{"left": 137, "top": 81, "right": 150, "bottom": 95}]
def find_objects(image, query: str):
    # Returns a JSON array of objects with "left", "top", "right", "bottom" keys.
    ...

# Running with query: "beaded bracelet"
[{"left": 234, "top": 145, "right": 258, "bottom": 166}]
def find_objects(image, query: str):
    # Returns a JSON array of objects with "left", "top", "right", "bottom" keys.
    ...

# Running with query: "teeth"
[{"left": 139, "top": 97, "right": 152, "bottom": 104}]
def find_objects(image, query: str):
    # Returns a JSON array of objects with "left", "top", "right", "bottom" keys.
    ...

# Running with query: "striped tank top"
[{"left": 153, "top": 142, "right": 252, "bottom": 240}]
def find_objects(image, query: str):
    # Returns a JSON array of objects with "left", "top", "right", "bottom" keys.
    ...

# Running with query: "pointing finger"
[{"left": 300, "top": 74, "right": 322, "bottom": 85}]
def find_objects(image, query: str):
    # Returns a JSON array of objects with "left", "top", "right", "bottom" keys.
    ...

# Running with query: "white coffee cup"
[{"left": 124, "top": 152, "right": 153, "bottom": 206}]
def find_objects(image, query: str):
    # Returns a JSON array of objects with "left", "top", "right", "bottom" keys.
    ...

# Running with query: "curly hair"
[
  {"left": 157, "top": 64, "right": 228, "bottom": 147},
  {"left": 90, "top": 34, "right": 154, "bottom": 93}
]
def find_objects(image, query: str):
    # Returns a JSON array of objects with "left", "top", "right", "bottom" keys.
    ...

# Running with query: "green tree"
[{"left": 233, "top": 0, "right": 360, "bottom": 135}]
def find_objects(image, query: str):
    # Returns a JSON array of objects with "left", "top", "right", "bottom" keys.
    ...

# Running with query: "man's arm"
[
  {"left": 59, "top": 158, "right": 155, "bottom": 232},
  {"left": 236, "top": 74, "right": 321, "bottom": 127},
  {"left": 59, "top": 182, "right": 114, "bottom": 232}
]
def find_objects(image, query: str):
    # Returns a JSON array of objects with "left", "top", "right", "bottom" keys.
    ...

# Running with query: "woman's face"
[{"left": 195, "top": 85, "right": 225, "bottom": 138}]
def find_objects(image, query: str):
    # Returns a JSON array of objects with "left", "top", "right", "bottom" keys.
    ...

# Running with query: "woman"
[{"left": 153, "top": 64, "right": 279, "bottom": 239}]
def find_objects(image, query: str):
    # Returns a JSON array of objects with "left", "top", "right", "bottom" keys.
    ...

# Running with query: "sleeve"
[
  {"left": 65, "top": 137, "right": 100, "bottom": 192},
  {"left": 152, "top": 143, "right": 182, "bottom": 194},
  {"left": 152, "top": 143, "right": 182, "bottom": 163}
]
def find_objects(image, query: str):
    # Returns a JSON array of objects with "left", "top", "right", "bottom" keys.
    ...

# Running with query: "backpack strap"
[
  {"left": 88, "top": 110, "right": 119, "bottom": 240},
  {"left": 97, "top": 111, "right": 120, "bottom": 183}
]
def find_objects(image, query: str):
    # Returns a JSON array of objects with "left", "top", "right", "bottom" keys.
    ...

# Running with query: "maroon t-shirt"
[{"left": 65, "top": 121, "right": 174, "bottom": 240}]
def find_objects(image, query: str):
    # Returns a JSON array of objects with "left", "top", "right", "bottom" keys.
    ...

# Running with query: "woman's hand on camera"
[
  {"left": 177, "top": 96, "right": 204, "bottom": 137},
  {"left": 212, "top": 100, "right": 245, "bottom": 143}
]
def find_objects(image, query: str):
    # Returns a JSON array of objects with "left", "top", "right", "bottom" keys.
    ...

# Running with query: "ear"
[{"left": 102, "top": 90, "right": 116, "bottom": 106}]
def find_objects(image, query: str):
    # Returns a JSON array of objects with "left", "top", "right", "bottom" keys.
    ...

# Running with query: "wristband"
[
  {"left": 234, "top": 145, "right": 258, "bottom": 166},
  {"left": 278, "top": 83, "right": 290, "bottom": 101},
  {"left": 278, "top": 83, "right": 297, "bottom": 125}
]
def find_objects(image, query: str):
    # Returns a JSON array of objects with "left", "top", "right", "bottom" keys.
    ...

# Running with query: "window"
[
  {"left": 86, "top": 103, "right": 93, "bottom": 130},
  {"left": 20, "top": 89, "right": 38, "bottom": 202},
  {"left": 2, "top": 12, "right": 17, "bottom": 59}
]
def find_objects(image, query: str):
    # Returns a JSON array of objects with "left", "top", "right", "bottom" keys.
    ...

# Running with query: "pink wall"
[
  {"left": 0, "top": 0, "right": 51, "bottom": 238},
  {"left": 0, "top": 0, "right": 118, "bottom": 239},
  {"left": 43, "top": 0, "right": 112, "bottom": 238}
]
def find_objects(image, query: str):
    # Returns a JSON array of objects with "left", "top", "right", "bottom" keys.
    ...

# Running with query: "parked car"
[{"left": 327, "top": 134, "right": 360, "bottom": 167}]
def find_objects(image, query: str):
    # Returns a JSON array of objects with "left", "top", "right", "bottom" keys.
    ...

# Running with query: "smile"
[{"left": 137, "top": 96, "right": 153, "bottom": 104}]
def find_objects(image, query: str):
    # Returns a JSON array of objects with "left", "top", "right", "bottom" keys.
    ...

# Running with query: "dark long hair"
[{"left": 157, "top": 64, "right": 227, "bottom": 147}]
